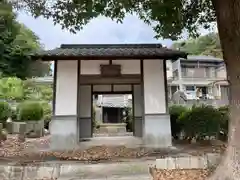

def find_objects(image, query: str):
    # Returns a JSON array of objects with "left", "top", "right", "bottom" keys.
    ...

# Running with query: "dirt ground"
[{"left": 0, "top": 135, "right": 226, "bottom": 163}]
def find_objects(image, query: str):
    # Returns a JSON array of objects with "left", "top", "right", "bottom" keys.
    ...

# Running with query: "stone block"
[
  {"left": 26, "top": 120, "right": 44, "bottom": 138},
  {"left": 166, "top": 157, "right": 176, "bottom": 169},
  {"left": 156, "top": 158, "right": 168, "bottom": 169},
  {"left": 36, "top": 165, "right": 61, "bottom": 179},
  {"left": 11, "top": 122, "right": 26, "bottom": 134},
  {"left": 206, "top": 153, "right": 221, "bottom": 167},
  {"left": 3, "top": 165, "right": 25, "bottom": 180},
  {"left": 6, "top": 122, "right": 13, "bottom": 134},
  {"left": 175, "top": 156, "right": 191, "bottom": 169},
  {"left": 196, "top": 156, "right": 208, "bottom": 169},
  {"left": 156, "top": 155, "right": 217, "bottom": 170}
]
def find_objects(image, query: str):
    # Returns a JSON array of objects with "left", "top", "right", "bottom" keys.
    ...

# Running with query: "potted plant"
[{"left": 18, "top": 101, "right": 44, "bottom": 138}]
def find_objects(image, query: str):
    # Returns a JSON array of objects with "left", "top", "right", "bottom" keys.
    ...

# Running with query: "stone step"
[
  {"left": 155, "top": 153, "right": 221, "bottom": 169},
  {"left": 93, "top": 132, "right": 133, "bottom": 137}
]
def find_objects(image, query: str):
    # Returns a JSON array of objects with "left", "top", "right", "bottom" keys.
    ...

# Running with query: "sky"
[
  {"left": 17, "top": 13, "right": 172, "bottom": 50},
  {"left": 17, "top": 12, "right": 217, "bottom": 50}
]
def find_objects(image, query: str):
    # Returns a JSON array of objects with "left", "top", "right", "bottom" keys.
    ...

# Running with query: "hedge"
[
  {"left": 169, "top": 105, "right": 188, "bottom": 139},
  {"left": 170, "top": 104, "right": 229, "bottom": 141},
  {"left": 17, "top": 101, "right": 44, "bottom": 121},
  {"left": 0, "top": 101, "right": 11, "bottom": 125}
]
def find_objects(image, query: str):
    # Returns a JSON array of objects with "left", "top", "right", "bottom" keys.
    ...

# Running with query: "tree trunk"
[{"left": 209, "top": 0, "right": 240, "bottom": 179}]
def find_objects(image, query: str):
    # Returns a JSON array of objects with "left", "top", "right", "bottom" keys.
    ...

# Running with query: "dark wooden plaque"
[{"left": 100, "top": 64, "right": 121, "bottom": 77}]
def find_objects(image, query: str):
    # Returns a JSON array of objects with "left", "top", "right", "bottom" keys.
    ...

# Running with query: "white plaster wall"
[
  {"left": 55, "top": 60, "right": 78, "bottom": 115},
  {"left": 112, "top": 60, "right": 140, "bottom": 74},
  {"left": 79, "top": 85, "right": 91, "bottom": 117},
  {"left": 93, "top": 85, "right": 111, "bottom": 92},
  {"left": 81, "top": 60, "right": 109, "bottom": 74},
  {"left": 143, "top": 60, "right": 166, "bottom": 114},
  {"left": 113, "top": 85, "right": 132, "bottom": 92}
]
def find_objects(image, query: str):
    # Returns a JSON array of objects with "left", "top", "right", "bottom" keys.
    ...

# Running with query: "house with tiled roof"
[{"left": 167, "top": 55, "right": 228, "bottom": 102}]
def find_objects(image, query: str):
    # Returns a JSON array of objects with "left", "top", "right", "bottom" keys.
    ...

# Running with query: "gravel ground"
[{"left": 150, "top": 167, "right": 212, "bottom": 180}]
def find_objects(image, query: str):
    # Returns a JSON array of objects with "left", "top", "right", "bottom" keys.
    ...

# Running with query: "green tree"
[
  {"left": 0, "top": 77, "right": 24, "bottom": 101},
  {"left": 0, "top": 2, "right": 50, "bottom": 79},
  {"left": 172, "top": 33, "right": 222, "bottom": 58},
  {"left": 13, "top": 0, "right": 240, "bottom": 179}
]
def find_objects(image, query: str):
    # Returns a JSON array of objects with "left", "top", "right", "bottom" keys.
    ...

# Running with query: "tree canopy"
[
  {"left": 0, "top": 77, "right": 53, "bottom": 102},
  {"left": 13, "top": 0, "right": 216, "bottom": 40},
  {"left": 172, "top": 33, "right": 222, "bottom": 58},
  {"left": 0, "top": 2, "right": 51, "bottom": 79}
]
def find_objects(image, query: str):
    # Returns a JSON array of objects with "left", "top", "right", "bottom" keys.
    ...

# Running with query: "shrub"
[
  {"left": 10, "top": 108, "right": 17, "bottom": 121},
  {"left": 124, "top": 107, "right": 133, "bottom": 132},
  {"left": 218, "top": 105, "right": 229, "bottom": 140},
  {"left": 0, "top": 101, "right": 11, "bottom": 124},
  {"left": 41, "top": 102, "right": 52, "bottom": 129},
  {"left": 18, "top": 101, "right": 44, "bottom": 121},
  {"left": 169, "top": 105, "right": 188, "bottom": 139},
  {"left": 179, "top": 104, "right": 222, "bottom": 140},
  {"left": 92, "top": 105, "right": 100, "bottom": 129}
]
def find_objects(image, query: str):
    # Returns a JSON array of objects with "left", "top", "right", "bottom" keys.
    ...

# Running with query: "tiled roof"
[
  {"left": 179, "top": 55, "right": 224, "bottom": 63},
  {"left": 33, "top": 44, "right": 187, "bottom": 60}
]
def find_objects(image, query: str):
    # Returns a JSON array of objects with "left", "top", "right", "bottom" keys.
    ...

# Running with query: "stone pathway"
[
  {"left": 59, "top": 174, "right": 151, "bottom": 180},
  {"left": 0, "top": 153, "right": 221, "bottom": 180},
  {"left": 58, "top": 160, "right": 154, "bottom": 180},
  {"left": 0, "top": 159, "right": 155, "bottom": 180}
]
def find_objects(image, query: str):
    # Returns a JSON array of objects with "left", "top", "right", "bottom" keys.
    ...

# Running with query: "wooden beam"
[{"left": 79, "top": 75, "right": 141, "bottom": 85}]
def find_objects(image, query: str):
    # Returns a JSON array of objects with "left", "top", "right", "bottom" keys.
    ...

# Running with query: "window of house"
[
  {"left": 185, "top": 86, "right": 195, "bottom": 91},
  {"left": 181, "top": 66, "right": 196, "bottom": 77},
  {"left": 187, "top": 68, "right": 195, "bottom": 77}
]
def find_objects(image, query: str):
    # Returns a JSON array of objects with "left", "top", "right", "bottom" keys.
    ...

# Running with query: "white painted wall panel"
[
  {"left": 55, "top": 60, "right": 78, "bottom": 115},
  {"left": 143, "top": 60, "right": 166, "bottom": 114},
  {"left": 79, "top": 85, "right": 91, "bottom": 117},
  {"left": 81, "top": 60, "right": 109, "bottom": 74},
  {"left": 93, "top": 85, "right": 111, "bottom": 92},
  {"left": 112, "top": 60, "right": 140, "bottom": 74},
  {"left": 113, "top": 85, "right": 132, "bottom": 92}
]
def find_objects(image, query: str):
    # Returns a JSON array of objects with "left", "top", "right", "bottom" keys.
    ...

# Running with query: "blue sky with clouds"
[
  {"left": 17, "top": 12, "right": 216, "bottom": 50},
  {"left": 17, "top": 13, "right": 175, "bottom": 50}
]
